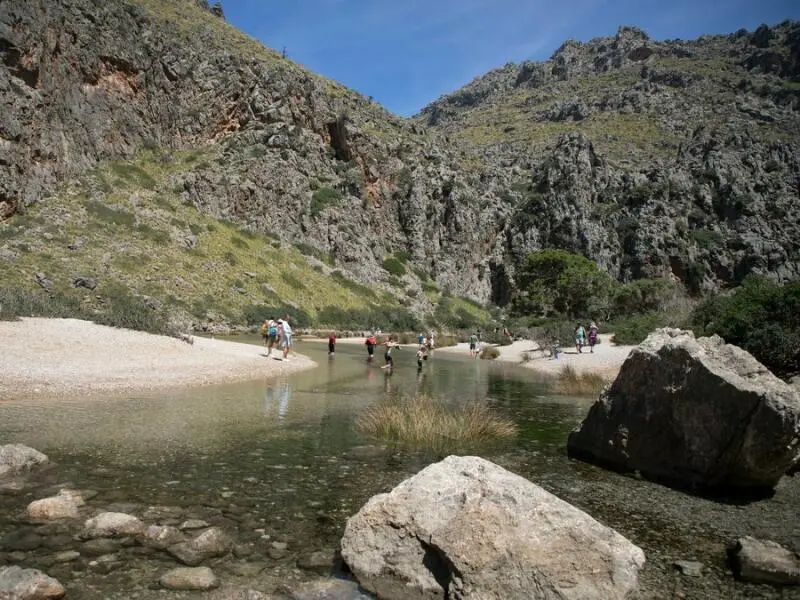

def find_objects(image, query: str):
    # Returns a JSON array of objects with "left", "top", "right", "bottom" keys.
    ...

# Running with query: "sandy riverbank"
[
  {"left": 0, "top": 318, "right": 315, "bottom": 400},
  {"left": 436, "top": 334, "right": 636, "bottom": 379}
]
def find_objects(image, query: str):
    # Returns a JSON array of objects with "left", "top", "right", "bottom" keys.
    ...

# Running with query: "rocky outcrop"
[
  {"left": 341, "top": 455, "right": 645, "bottom": 600},
  {"left": 729, "top": 537, "right": 800, "bottom": 585},
  {"left": 0, "top": 445, "right": 49, "bottom": 480},
  {"left": 159, "top": 566, "right": 219, "bottom": 591},
  {"left": 568, "top": 329, "right": 800, "bottom": 491},
  {"left": 0, "top": 566, "right": 65, "bottom": 599}
]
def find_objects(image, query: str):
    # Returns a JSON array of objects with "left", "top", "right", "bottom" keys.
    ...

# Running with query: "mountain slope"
[
  {"left": 419, "top": 24, "right": 800, "bottom": 298},
  {"left": 1, "top": 1, "right": 798, "bottom": 328}
]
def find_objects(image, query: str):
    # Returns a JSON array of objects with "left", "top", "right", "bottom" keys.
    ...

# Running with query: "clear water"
[{"left": 0, "top": 338, "right": 798, "bottom": 599}]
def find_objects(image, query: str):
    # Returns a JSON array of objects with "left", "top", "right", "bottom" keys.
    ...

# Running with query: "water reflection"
[{"left": 264, "top": 378, "right": 292, "bottom": 423}]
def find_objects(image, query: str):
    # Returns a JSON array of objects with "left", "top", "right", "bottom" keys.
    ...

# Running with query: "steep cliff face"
[
  {"left": 420, "top": 23, "right": 800, "bottom": 299},
  {"left": 1, "top": 0, "right": 798, "bottom": 314}
]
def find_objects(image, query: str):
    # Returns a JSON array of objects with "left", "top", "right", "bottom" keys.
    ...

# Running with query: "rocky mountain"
[
  {"left": 419, "top": 23, "right": 800, "bottom": 300},
  {"left": 1, "top": 0, "right": 798, "bottom": 327}
]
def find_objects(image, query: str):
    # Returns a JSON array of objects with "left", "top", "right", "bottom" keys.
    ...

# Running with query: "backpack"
[
  {"left": 268, "top": 326, "right": 278, "bottom": 337},
  {"left": 260, "top": 323, "right": 268, "bottom": 337}
]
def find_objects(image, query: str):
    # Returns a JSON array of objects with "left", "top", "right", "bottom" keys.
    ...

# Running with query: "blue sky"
[{"left": 222, "top": 0, "right": 799, "bottom": 116}]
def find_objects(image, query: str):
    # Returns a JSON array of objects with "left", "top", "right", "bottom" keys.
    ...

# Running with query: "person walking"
[
  {"left": 574, "top": 323, "right": 586, "bottom": 354},
  {"left": 381, "top": 336, "right": 400, "bottom": 370},
  {"left": 365, "top": 333, "right": 377, "bottom": 362},
  {"left": 469, "top": 332, "right": 478, "bottom": 358},
  {"left": 279, "top": 317, "right": 293, "bottom": 360},
  {"left": 588, "top": 321, "right": 599, "bottom": 353},
  {"left": 265, "top": 318, "right": 278, "bottom": 357},
  {"left": 328, "top": 331, "right": 336, "bottom": 355}
]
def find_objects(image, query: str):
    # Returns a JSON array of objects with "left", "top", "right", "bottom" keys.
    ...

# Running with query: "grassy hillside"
[{"left": 0, "top": 147, "right": 490, "bottom": 332}]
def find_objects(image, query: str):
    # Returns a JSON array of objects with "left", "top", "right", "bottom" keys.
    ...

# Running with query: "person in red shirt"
[{"left": 328, "top": 332, "right": 336, "bottom": 355}]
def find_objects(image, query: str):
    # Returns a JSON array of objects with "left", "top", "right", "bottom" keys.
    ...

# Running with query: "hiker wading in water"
[{"left": 381, "top": 336, "right": 400, "bottom": 370}]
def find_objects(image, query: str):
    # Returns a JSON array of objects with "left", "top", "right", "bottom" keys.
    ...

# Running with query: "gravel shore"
[{"left": 0, "top": 318, "right": 315, "bottom": 400}]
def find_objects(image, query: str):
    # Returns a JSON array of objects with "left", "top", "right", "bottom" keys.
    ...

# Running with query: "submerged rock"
[
  {"left": 0, "top": 565, "right": 65, "bottom": 599},
  {"left": 0, "top": 445, "right": 49, "bottom": 480},
  {"left": 81, "top": 512, "right": 145, "bottom": 539},
  {"left": 168, "top": 527, "right": 234, "bottom": 566},
  {"left": 568, "top": 329, "right": 800, "bottom": 492},
  {"left": 341, "top": 455, "right": 644, "bottom": 600},
  {"left": 137, "top": 525, "right": 186, "bottom": 550},
  {"left": 27, "top": 490, "right": 85, "bottom": 521},
  {"left": 729, "top": 537, "right": 800, "bottom": 585},
  {"left": 160, "top": 566, "right": 219, "bottom": 591},
  {"left": 285, "top": 579, "right": 373, "bottom": 600}
]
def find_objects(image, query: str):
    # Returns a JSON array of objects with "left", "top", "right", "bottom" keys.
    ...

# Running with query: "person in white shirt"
[{"left": 279, "top": 316, "right": 293, "bottom": 360}]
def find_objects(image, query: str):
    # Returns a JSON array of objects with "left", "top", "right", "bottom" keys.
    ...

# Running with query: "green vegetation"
[
  {"left": 692, "top": 276, "right": 800, "bottom": 378},
  {"left": 513, "top": 249, "right": 615, "bottom": 318},
  {"left": 691, "top": 229, "right": 724, "bottom": 249},
  {"left": 84, "top": 199, "right": 136, "bottom": 227},
  {"left": 310, "top": 186, "right": 343, "bottom": 217},
  {"left": 356, "top": 393, "right": 516, "bottom": 456},
  {"left": 382, "top": 256, "right": 407, "bottom": 277}
]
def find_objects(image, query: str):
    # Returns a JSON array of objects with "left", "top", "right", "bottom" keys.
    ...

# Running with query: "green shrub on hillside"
[
  {"left": 691, "top": 276, "right": 800, "bottom": 378},
  {"left": 383, "top": 256, "right": 407, "bottom": 277},
  {"left": 242, "top": 303, "right": 311, "bottom": 328},
  {"left": 310, "top": 187, "right": 342, "bottom": 217},
  {"left": 84, "top": 200, "right": 136, "bottom": 227}
]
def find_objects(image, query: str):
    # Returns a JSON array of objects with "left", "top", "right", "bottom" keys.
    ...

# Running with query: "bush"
[
  {"left": 382, "top": 256, "right": 407, "bottom": 277},
  {"left": 242, "top": 303, "right": 311, "bottom": 328},
  {"left": 356, "top": 393, "right": 516, "bottom": 456},
  {"left": 480, "top": 346, "right": 500, "bottom": 360},
  {"left": 296, "top": 242, "right": 334, "bottom": 265},
  {"left": 691, "top": 276, "right": 800, "bottom": 378},
  {"left": 310, "top": 187, "right": 342, "bottom": 217},
  {"left": 84, "top": 200, "right": 136, "bottom": 227},
  {"left": 553, "top": 365, "right": 608, "bottom": 397}
]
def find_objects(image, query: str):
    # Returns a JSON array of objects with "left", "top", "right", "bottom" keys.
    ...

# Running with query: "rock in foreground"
[
  {"left": 81, "top": 512, "right": 145, "bottom": 539},
  {"left": 159, "top": 566, "right": 219, "bottom": 591},
  {"left": 729, "top": 537, "right": 800, "bottom": 586},
  {"left": 341, "top": 455, "right": 644, "bottom": 600},
  {"left": 0, "top": 565, "right": 65, "bottom": 599},
  {"left": 0, "top": 445, "right": 49, "bottom": 480},
  {"left": 568, "top": 329, "right": 800, "bottom": 492},
  {"left": 27, "top": 490, "right": 85, "bottom": 521}
]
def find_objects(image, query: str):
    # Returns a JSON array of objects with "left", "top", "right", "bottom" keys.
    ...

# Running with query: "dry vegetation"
[
  {"left": 356, "top": 394, "right": 517, "bottom": 456},
  {"left": 552, "top": 365, "right": 609, "bottom": 397}
]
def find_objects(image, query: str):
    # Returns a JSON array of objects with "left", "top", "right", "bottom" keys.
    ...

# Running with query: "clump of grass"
[
  {"left": 553, "top": 365, "right": 608, "bottom": 397},
  {"left": 480, "top": 346, "right": 500, "bottom": 360},
  {"left": 84, "top": 200, "right": 136, "bottom": 227},
  {"left": 356, "top": 394, "right": 517, "bottom": 456}
]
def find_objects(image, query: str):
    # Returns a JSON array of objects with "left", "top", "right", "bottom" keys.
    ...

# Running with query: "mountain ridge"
[{"left": 1, "top": 0, "right": 798, "bottom": 329}]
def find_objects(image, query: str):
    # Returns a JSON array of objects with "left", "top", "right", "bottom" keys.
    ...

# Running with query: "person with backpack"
[
  {"left": 328, "top": 331, "right": 336, "bottom": 355},
  {"left": 574, "top": 323, "right": 587, "bottom": 354},
  {"left": 587, "top": 321, "right": 599, "bottom": 353},
  {"left": 263, "top": 318, "right": 278, "bottom": 357},
  {"left": 365, "top": 334, "right": 377, "bottom": 362}
]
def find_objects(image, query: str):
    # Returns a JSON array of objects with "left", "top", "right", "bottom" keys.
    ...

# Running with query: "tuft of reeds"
[
  {"left": 356, "top": 394, "right": 517, "bottom": 456},
  {"left": 553, "top": 365, "right": 609, "bottom": 397},
  {"left": 480, "top": 346, "right": 500, "bottom": 360}
]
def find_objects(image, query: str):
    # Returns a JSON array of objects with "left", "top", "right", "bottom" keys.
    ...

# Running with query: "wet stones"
[
  {"left": 729, "top": 537, "right": 800, "bottom": 586},
  {"left": 160, "top": 566, "right": 219, "bottom": 590},
  {"left": 0, "top": 529, "right": 43, "bottom": 552},
  {"left": 296, "top": 550, "right": 336, "bottom": 574},
  {"left": 0, "top": 565, "right": 65, "bottom": 599},
  {"left": 168, "top": 527, "right": 234, "bottom": 566},
  {"left": 81, "top": 512, "right": 145, "bottom": 539},
  {"left": 0, "top": 445, "right": 49, "bottom": 480},
  {"left": 27, "top": 490, "right": 85, "bottom": 521},
  {"left": 137, "top": 525, "right": 186, "bottom": 550}
]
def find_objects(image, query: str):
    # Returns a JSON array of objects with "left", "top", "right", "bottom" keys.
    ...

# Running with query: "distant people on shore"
[
  {"left": 365, "top": 333, "right": 377, "bottom": 361},
  {"left": 261, "top": 318, "right": 279, "bottom": 357},
  {"left": 469, "top": 332, "right": 478, "bottom": 358},
  {"left": 587, "top": 321, "right": 599, "bottom": 353},
  {"left": 278, "top": 315, "right": 293, "bottom": 360}
]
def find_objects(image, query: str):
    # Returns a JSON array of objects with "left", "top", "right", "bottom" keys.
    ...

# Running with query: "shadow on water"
[{"left": 0, "top": 338, "right": 798, "bottom": 599}]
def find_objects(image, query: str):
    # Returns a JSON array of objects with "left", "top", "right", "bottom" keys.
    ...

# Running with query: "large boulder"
[
  {"left": 341, "top": 455, "right": 644, "bottom": 600},
  {"left": 0, "top": 565, "right": 65, "bottom": 599},
  {"left": 0, "top": 445, "right": 49, "bottom": 480},
  {"left": 168, "top": 527, "right": 234, "bottom": 566},
  {"left": 568, "top": 329, "right": 800, "bottom": 492},
  {"left": 159, "top": 566, "right": 219, "bottom": 591}
]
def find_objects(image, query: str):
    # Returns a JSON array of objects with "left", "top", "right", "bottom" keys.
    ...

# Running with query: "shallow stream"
[{"left": 0, "top": 338, "right": 798, "bottom": 599}]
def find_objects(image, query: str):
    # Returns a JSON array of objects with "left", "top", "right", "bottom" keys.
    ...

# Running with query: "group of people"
[
  {"left": 573, "top": 321, "right": 599, "bottom": 353},
  {"left": 259, "top": 315, "right": 294, "bottom": 360}
]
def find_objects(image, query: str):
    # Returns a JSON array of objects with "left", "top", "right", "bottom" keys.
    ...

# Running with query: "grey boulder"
[
  {"left": 341, "top": 455, "right": 644, "bottom": 600},
  {"left": 27, "top": 490, "right": 85, "bottom": 521},
  {"left": 0, "top": 565, "right": 65, "bottom": 599},
  {"left": 729, "top": 537, "right": 800, "bottom": 586},
  {"left": 568, "top": 329, "right": 800, "bottom": 491},
  {"left": 0, "top": 445, "right": 49, "bottom": 480},
  {"left": 137, "top": 525, "right": 187, "bottom": 550}
]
